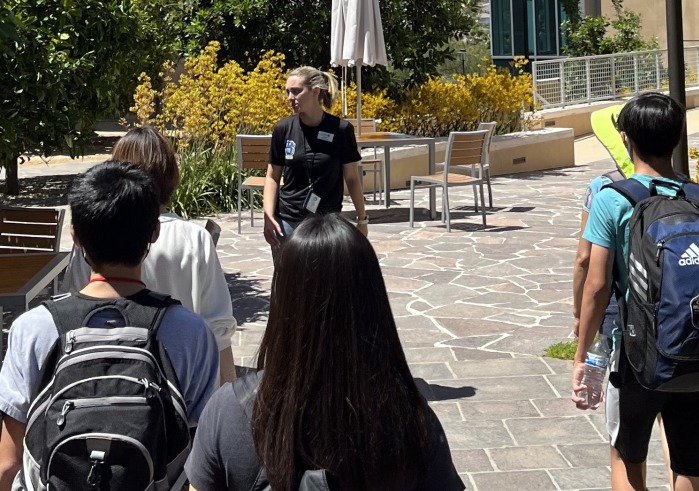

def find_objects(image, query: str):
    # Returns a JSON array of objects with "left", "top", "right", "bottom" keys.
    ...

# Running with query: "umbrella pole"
[
  {"left": 356, "top": 64, "right": 362, "bottom": 136},
  {"left": 342, "top": 66, "right": 348, "bottom": 118}
]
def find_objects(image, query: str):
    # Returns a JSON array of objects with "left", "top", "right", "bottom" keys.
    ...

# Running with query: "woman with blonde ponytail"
[{"left": 262, "top": 66, "right": 368, "bottom": 253}]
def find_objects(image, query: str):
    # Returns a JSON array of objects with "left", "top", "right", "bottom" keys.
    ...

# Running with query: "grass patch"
[{"left": 544, "top": 340, "right": 578, "bottom": 360}]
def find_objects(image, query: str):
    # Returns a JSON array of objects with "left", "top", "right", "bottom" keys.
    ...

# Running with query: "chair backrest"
[
  {"left": 236, "top": 135, "right": 272, "bottom": 172},
  {"left": 345, "top": 118, "right": 377, "bottom": 136},
  {"left": 445, "top": 130, "right": 489, "bottom": 170},
  {"left": 204, "top": 218, "right": 221, "bottom": 246},
  {"left": 477, "top": 121, "right": 497, "bottom": 165},
  {"left": 0, "top": 206, "right": 65, "bottom": 254}
]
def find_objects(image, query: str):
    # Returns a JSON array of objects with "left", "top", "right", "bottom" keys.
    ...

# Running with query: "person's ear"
[
  {"left": 150, "top": 221, "right": 160, "bottom": 244},
  {"left": 621, "top": 132, "right": 634, "bottom": 160},
  {"left": 70, "top": 225, "right": 81, "bottom": 248}
]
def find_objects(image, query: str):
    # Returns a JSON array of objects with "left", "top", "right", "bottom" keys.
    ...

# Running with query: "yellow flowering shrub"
[
  {"left": 328, "top": 82, "right": 397, "bottom": 130},
  {"left": 131, "top": 42, "right": 291, "bottom": 144},
  {"left": 390, "top": 57, "right": 534, "bottom": 137},
  {"left": 691, "top": 148, "right": 699, "bottom": 184},
  {"left": 132, "top": 46, "right": 532, "bottom": 142},
  {"left": 128, "top": 49, "right": 534, "bottom": 216}
]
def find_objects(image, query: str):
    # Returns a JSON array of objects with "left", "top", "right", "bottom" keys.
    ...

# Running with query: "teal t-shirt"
[
  {"left": 582, "top": 175, "right": 613, "bottom": 213},
  {"left": 582, "top": 174, "right": 682, "bottom": 349}
]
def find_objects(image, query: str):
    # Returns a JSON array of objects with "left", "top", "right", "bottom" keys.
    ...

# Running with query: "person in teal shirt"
[{"left": 573, "top": 93, "right": 699, "bottom": 491}]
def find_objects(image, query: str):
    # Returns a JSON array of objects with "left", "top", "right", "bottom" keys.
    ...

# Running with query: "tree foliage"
[
  {"left": 168, "top": 0, "right": 483, "bottom": 90},
  {"left": 0, "top": 0, "right": 174, "bottom": 195},
  {"left": 562, "top": 0, "right": 657, "bottom": 57}
]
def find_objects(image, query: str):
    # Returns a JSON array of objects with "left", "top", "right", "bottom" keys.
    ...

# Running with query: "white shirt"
[{"left": 63, "top": 212, "right": 236, "bottom": 350}]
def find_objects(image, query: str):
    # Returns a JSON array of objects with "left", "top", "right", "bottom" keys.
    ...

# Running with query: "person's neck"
[
  {"left": 633, "top": 157, "right": 677, "bottom": 180},
  {"left": 81, "top": 264, "right": 145, "bottom": 299},
  {"left": 299, "top": 108, "right": 324, "bottom": 127}
]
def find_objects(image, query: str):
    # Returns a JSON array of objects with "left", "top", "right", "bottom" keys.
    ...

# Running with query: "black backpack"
[
  {"left": 607, "top": 178, "right": 699, "bottom": 391},
  {"left": 20, "top": 291, "right": 191, "bottom": 491},
  {"left": 231, "top": 372, "right": 332, "bottom": 491}
]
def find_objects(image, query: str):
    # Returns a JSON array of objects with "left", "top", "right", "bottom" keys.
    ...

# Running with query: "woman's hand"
[
  {"left": 356, "top": 222, "right": 368, "bottom": 237},
  {"left": 264, "top": 215, "right": 282, "bottom": 247}
]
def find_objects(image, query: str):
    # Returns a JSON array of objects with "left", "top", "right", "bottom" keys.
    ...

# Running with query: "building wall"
[{"left": 600, "top": 0, "right": 699, "bottom": 50}]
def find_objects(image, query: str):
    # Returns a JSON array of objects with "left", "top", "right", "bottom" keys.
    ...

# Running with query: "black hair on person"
[
  {"left": 253, "top": 214, "right": 432, "bottom": 490},
  {"left": 69, "top": 160, "right": 160, "bottom": 267},
  {"left": 617, "top": 92, "right": 685, "bottom": 159}
]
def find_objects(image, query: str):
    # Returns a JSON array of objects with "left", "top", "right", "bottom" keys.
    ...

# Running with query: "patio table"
[
  {"left": 356, "top": 132, "right": 437, "bottom": 219},
  {"left": 0, "top": 252, "right": 70, "bottom": 313},
  {"left": 0, "top": 252, "right": 69, "bottom": 362}
]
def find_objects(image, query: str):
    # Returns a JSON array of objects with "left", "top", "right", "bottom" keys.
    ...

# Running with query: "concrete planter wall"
[{"left": 358, "top": 127, "right": 574, "bottom": 193}]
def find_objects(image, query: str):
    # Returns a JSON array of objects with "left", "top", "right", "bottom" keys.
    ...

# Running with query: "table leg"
[
  {"left": 383, "top": 145, "right": 391, "bottom": 209},
  {"left": 428, "top": 142, "right": 436, "bottom": 219}
]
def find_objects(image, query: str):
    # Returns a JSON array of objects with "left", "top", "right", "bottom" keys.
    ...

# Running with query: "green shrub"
[{"left": 171, "top": 140, "right": 262, "bottom": 219}]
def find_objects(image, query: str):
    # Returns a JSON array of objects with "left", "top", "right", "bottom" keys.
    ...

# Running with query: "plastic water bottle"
[{"left": 580, "top": 335, "right": 611, "bottom": 407}]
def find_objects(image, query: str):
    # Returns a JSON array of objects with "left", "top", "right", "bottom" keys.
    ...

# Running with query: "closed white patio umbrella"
[{"left": 330, "top": 0, "right": 387, "bottom": 135}]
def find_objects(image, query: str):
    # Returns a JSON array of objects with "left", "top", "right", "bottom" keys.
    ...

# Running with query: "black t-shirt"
[
  {"left": 269, "top": 113, "right": 362, "bottom": 223},
  {"left": 184, "top": 375, "right": 466, "bottom": 491}
]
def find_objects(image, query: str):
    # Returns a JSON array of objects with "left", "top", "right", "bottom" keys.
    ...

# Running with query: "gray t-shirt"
[
  {"left": 185, "top": 377, "right": 466, "bottom": 491},
  {"left": 0, "top": 293, "right": 219, "bottom": 426}
]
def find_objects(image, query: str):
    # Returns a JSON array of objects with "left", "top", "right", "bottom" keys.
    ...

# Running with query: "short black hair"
[
  {"left": 69, "top": 160, "right": 160, "bottom": 267},
  {"left": 617, "top": 92, "right": 685, "bottom": 159}
]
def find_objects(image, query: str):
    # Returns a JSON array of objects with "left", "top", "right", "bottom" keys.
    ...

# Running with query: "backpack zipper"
[
  {"left": 28, "top": 375, "right": 147, "bottom": 431},
  {"left": 55, "top": 346, "right": 160, "bottom": 382},
  {"left": 64, "top": 327, "right": 149, "bottom": 354},
  {"left": 56, "top": 396, "right": 148, "bottom": 427},
  {"left": 654, "top": 231, "right": 699, "bottom": 265},
  {"left": 55, "top": 345, "right": 186, "bottom": 413}
]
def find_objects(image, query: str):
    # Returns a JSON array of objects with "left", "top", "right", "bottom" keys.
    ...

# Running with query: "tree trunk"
[{"left": 2, "top": 153, "right": 20, "bottom": 195}]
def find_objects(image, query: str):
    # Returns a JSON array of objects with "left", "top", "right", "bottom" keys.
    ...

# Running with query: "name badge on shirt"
[
  {"left": 304, "top": 191, "right": 321, "bottom": 213},
  {"left": 285, "top": 140, "right": 296, "bottom": 160},
  {"left": 318, "top": 131, "right": 334, "bottom": 142}
]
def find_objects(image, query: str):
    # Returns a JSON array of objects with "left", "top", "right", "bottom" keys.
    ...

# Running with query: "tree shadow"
[
  {"left": 1, "top": 175, "right": 76, "bottom": 206},
  {"left": 225, "top": 271, "right": 269, "bottom": 326},
  {"left": 413, "top": 378, "right": 476, "bottom": 401}
]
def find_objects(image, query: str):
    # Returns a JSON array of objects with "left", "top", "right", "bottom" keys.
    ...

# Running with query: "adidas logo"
[{"left": 679, "top": 243, "right": 699, "bottom": 266}]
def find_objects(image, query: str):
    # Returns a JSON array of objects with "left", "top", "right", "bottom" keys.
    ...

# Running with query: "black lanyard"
[{"left": 299, "top": 117, "right": 316, "bottom": 191}]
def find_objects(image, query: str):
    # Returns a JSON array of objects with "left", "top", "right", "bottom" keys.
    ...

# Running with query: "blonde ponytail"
[{"left": 289, "top": 66, "right": 339, "bottom": 109}]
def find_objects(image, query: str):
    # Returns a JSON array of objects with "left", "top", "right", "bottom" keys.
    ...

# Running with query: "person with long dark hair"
[{"left": 185, "top": 214, "right": 464, "bottom": 491}]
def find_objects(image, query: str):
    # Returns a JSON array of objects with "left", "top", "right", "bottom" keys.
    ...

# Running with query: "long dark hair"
[{"left": 252, "top": 214, "right": 432, "bottom": 490}]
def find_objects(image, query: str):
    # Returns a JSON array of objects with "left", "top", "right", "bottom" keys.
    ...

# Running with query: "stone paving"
[
  {"left": 216, "top": 158, "right": 676, "bottom": 491},
  {"left": 9, "top": 131, "right": 699, "bottom": 490}
]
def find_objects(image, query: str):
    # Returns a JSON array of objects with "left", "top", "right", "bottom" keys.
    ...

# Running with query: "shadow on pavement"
[
  {"left": 1, "top": 175, "right": 76, "bottom": 207},
  {"left": 226, "top": 271, "right": 269, "bottom": 326},
  {"left": 414, "top": 378, "right": 476, "bottom": 401}
]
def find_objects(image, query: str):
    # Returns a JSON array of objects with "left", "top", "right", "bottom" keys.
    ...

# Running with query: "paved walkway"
[
  {"left": 218, "top": 160, "right": 661, "bottom": 491},
  {"left": 7, "top": 117, "right": 699, "bottom": 490}
]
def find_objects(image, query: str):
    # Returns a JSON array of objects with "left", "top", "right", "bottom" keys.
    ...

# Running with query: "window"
[
  {"left": 535, "top": 0, "right": 558, "bottom": 56},
  {"left": 491, "top": 0, "right": 513, "bottom": 57}
]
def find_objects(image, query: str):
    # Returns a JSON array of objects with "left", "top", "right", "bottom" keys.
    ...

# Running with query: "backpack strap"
[
  {"left": 679, "top": 182, "right": 699, "bottom": 202},
  {"left": 603, "top": 178, "right": 650, "bottom": 206}
]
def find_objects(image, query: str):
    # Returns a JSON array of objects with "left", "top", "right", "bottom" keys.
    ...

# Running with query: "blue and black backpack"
[{"left": 608, "top": 178, "right": 699, "bottom": 391}]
